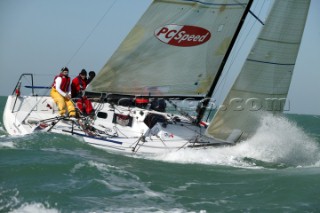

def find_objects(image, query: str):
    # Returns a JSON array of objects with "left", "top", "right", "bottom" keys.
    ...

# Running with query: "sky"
[{"left": 0, "top": 0, "right": 319, "bottom": 115}]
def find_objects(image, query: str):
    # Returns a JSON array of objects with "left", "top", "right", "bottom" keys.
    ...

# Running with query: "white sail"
[
  {"left": 206, "top": 0, "right": 311, "bottom": 141},
  {"left": 86, "top": 0, "right": 251, "bottom": 97}
]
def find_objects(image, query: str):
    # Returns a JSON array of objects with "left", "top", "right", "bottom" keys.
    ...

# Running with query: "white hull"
[{"left": 3, "top": 95, "right": 231, "bottom": 155}]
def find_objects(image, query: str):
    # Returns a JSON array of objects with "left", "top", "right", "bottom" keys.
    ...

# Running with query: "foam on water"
[
  {"left": 0, "top": 134, "right": 43, "bottom": 150},
  {"left": 0, "top": 189, "right": 58, "bottom": 213},
  {"left": 0, "top": 189, "right": 20, "bottom": 212},
  {"left": 151, "top": 115, "right": 320, "bottom": 168},
  {"left": 236, "top": 115, "right": 320, "bottom": 166},
  {"left": 9, "top": 203, "right": 59, "bottom": 213},
  {"left": 102, "top": 207, "right": 207, "bottom": 213},
  {"left": 0, "top": 126, "right": 20, "bottom": 149},
  {"left": 0, "top": 141, "right": 15, "bottom": 148},
  {"left": 0, "top": 126, "right": 5, "bottom": 133}
]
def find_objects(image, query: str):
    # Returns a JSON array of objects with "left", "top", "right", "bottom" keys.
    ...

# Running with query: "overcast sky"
[{"left": 0, "top": 0, "right": 319, "bottom": 115}]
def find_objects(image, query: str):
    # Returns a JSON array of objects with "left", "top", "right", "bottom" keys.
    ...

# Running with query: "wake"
[{"left": 150, "top": 115, "right": 320, "bottom": 168}]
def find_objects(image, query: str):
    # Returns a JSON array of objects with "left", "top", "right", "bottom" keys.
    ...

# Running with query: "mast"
[{"left": 195, "top": 0, "right": 254, "bottom": 124}]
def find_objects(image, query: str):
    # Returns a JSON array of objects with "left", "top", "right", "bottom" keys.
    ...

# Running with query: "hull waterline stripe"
[
  {"left": 62, "top": 130, "right": 123, "bottom": 145},
  {"left": 25, "top": 86, "right": 51, "bottom": 89}
]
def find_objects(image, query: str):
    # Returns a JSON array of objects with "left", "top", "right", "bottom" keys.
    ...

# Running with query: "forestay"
[
  {"left": 206, "top": 0, "right": 311, "bottom": 141},
  {"left": 86, "top": 0, "right": 251, "bottom": 98}
]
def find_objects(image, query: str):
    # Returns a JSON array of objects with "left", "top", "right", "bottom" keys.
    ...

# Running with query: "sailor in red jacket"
[{"left": 71, "top": 69, "right": 94, "bottom": 116}]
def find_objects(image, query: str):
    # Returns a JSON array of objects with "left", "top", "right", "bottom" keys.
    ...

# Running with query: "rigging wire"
[{"left": 65, "top": 0, "right": 117, "bottom": 66}]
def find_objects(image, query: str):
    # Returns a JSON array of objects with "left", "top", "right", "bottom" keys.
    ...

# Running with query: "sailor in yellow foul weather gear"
[{"left": 50, "top": 67, "right": 76, "bottom": 117}]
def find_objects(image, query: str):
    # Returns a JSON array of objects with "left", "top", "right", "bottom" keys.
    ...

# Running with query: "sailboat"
[{"left": 3, "top": 0, "right": 310, "bottom": 155}]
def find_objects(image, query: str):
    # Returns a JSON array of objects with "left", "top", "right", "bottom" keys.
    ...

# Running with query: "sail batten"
[
  {"left": 247, "top": 59, "right": 295, "bottom": 66},
  {"left": 86, "top": 0, "right": 251, "bottom": 98},
  {"left": 179, "top": 0, "right": 248, "bottom": 6}
]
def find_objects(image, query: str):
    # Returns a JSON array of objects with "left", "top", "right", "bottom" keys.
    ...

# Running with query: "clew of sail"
[
  {"left": 86, "top": 0, "right": 251, "bottom": 98},
  {"left": 206, "top": 0, "right": 311, "bottom": 142}
]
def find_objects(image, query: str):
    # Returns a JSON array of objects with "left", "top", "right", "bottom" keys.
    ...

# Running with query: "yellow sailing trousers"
[{"left": 50, "top": 88, "right": 76, "bottom": 117}]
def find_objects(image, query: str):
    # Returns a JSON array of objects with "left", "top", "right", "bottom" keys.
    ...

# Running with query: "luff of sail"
[
  {"left": 86, "top": 0, "right": 251, "bottom": 98},
  {"left": 206, "top": 0, "right": 311, "bottom": 142}
]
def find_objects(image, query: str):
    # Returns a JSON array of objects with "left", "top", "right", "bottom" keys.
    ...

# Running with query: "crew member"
[
  {"left": 150, "top": 98, "right": 166, "bottom": 112},
  {"left": 87, "top": 71, "right": 96, "bottom": 84},
  {"left": 50, "top": 67, "right": 76, "bottom": 117},
  {"left": 71, "top": 69, "right": 94, "bottom": 116}
]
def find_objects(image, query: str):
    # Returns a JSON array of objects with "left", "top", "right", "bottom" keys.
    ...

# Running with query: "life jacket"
[
  {"left": 135, "top": 98, "right": 149, "bottom": 104},
  {"left": 135, "top": 97, "right": 149, "bottom": 109},
  {"left": 52, "top": 73, "right": 70, "bottom": 92},
  {"left": 77, "top": 75, "right": 87, "bottom": 91}
]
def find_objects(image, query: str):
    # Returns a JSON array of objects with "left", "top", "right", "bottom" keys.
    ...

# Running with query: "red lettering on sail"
[{"left": 155, "top": 25, "right": 211, "bottom": 47}]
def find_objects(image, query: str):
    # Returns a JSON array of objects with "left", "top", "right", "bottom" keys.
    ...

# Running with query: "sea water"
[{"left": 1, "top": 96, "right": 320, "bottom": 213}]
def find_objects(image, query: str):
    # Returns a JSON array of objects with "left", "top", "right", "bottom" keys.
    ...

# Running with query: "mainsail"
[
  {"left": 86, "top": 0, "right": 251, "bottom": 98},
  {"left": 206, "top": 0, "right": 311, "bottom": 141}
]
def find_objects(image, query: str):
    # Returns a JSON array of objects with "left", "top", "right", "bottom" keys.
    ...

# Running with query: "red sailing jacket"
[
  {"left": 71, "top": 76, "right": 87, "bottom": 98},
  {"left": 52, "top": 73, "right": 70, "bottom": 92}
]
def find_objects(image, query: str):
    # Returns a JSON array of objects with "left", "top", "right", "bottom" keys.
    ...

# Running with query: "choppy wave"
[
  {"left": 0, "top": 141, "right": 15, "bottom": 148},
  {"left": 0, "top": 188, "right": 58, "bottom": 213},
  {"left": 1, "top": 158, "right": 199, "bottom": 213}
]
